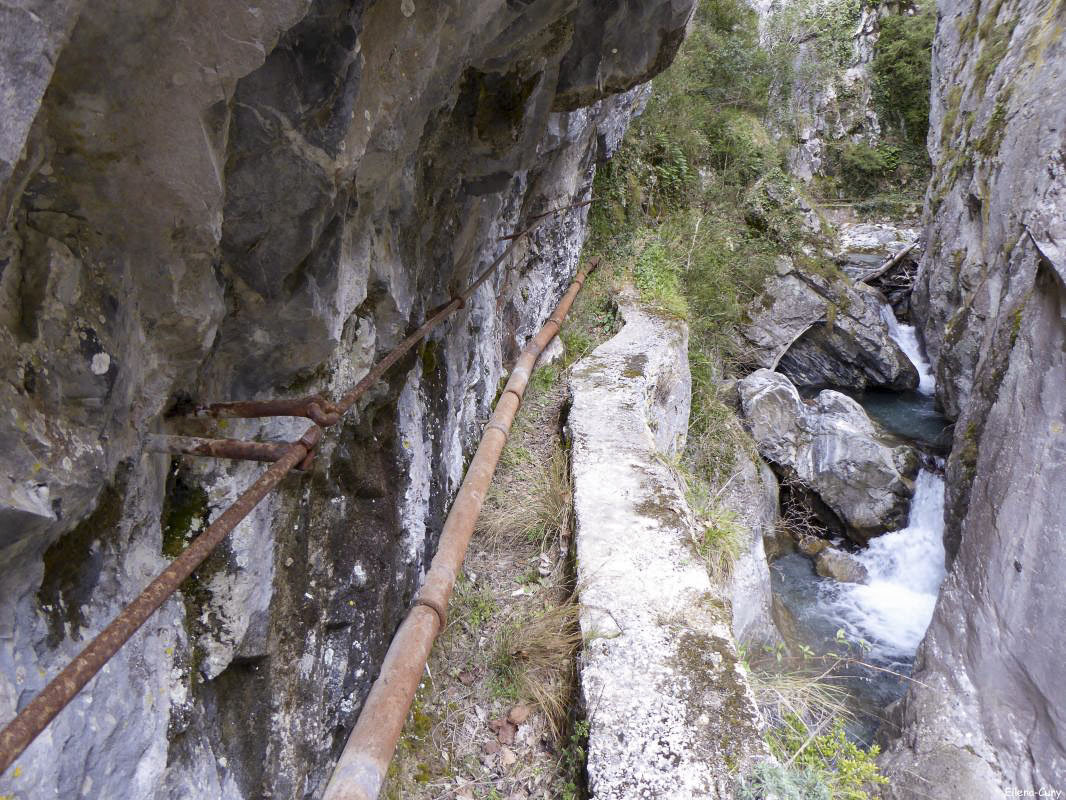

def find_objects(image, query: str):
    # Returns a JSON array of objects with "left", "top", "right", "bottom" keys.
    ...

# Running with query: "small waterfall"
[
  {"left": 823, "top": 470, "right": 946, "bottom": 659},
  {"left": 823, "top": 304, "right": 946, "bottom": 659},
  {"left": 880, "top": 305, "right": 935, "bottom": 395}
]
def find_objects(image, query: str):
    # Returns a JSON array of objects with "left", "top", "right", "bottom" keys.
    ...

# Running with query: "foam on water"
[
  {"left": 823, "top": 470, "right": 946, "bottom": 658},
  {"left": 880, "top": 306, "right": 935, "bottom": 395}
]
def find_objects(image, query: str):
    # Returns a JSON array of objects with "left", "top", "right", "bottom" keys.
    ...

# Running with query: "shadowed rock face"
[
  {"left": 881, "top": 0, "right": 1066, "bottom": 793},
  {"left": 738, "top": 369, "right": 919, "bottom": 544},
  {"left": 743, "top": 261, "right": 919, "bottom": 392},
  {"left": 0, "top": 1, "right": 695, "bottom": 797}
]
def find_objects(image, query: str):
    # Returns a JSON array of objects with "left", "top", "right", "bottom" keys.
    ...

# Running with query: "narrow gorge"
[{"left": 0, "top": 0, "right": 1062, "bottom": 799}]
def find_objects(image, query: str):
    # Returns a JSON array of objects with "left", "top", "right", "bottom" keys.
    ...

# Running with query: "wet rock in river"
[
  {"left": 738, "top": 369, "right": 919, "bottom": 544},
  {"left": 815, "top": 548, "right": 869, "bottom": 584},
  {"left": 796, "top": 534, "right": 829, "bottom": 557}
]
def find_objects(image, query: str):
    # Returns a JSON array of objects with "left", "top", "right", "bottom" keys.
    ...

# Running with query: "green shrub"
[
  {"left": 706, "top": 111, "right": 781, "bottom": 185},
  {"left": 831, "top": 141, "right": 900, "bottom": 196},
  {"left": 872, "top": 0, "right": 936, "bottom": 148},
  {"left": 768, "top": 714, "right": 889, "bottom": 800},
  {"left": 737, "top": 762, "right": 831, "bottom": 800}
]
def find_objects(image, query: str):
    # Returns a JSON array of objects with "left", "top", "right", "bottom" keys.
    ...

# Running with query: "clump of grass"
[
  {"left": 693, "top": 505, "right": 747, "bottom": 581},
  {"left": 743, "top": 662, "right": 853, "bottom": 728},
  {"left": 677, "top": 464, "right": 747, "bottom": 581},
  {"left": 632, "top": 237, "right": 689, "bottom": 318},
  {"left": 481, "top": 442, "right": 571, "bottom": 550},
  {"left": 452, "top": 575, "right": 498, "bottom": 630},
  {"left": 491, "top": 599, "right": 582, "bottom": 739}
]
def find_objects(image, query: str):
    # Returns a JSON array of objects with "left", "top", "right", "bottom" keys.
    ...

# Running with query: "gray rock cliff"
[
  {"left": 743, "top": 258, "right": 919, "bottom": 391},
  {"left": 883, "top": 0, "right": 1066, "bottom": 792},
  {"left": 0, "top": 1, "right": 696, "bottom": 797}
]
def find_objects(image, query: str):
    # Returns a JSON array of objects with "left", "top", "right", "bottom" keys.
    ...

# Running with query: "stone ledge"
[{"left": 568, "top": 294, "right": 765, "bottom": 799}]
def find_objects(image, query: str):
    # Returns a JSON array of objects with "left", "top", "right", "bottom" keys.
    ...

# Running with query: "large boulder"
[
  {"left": 742, "top": 258, "right": 919, "bottom": 391},
  {"left": 738, "top": 369, "right": 918, "bottom": 543}
]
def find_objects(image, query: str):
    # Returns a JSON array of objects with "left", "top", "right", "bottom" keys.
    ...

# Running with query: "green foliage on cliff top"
[
  {"left": 585, "top": 0, "right": 823, "bottom": 487},
  {"left": 872, "top": 0, "right": 936, "bottom": 148}
]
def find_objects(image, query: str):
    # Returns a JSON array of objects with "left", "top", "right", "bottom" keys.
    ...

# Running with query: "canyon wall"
[
  {"left": 0, "top": 1, "right": 696, "bottom": 797},
  {"left": 883, "top": 0, "right": 1066, "bottom": 792},
  {"left": 758, "top": 0, "right": 891, "bottom": 183}
]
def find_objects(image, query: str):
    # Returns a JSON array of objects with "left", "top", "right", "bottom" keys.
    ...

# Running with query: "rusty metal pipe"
[
  {"left": 321, "top": 257, "right": 599, "bottom": 800},
  {"left": 188, "top": 394, "right": 343, "bottom": 427},
  {"left": 147, "top": 433, "right": 302, "bottom": 465}
]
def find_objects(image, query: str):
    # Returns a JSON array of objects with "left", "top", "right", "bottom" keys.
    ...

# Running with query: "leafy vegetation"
[
  {"left": 762, "top": 0, "right": 863, "bottom": 93},
  {"left": 736, "top": 630, "right": 893, "bottom": 798},
  {"left": 872, "top": 0, "right": 936, "bottom": 148},
  {"left": 737, "top": 761, "right": 830, "bottom": 800},
  {"left": 828, "top": 141, "right": 901, "bottom": 195},
  {"left": 559, "top": 718, "right": 591, "bottom": 800},
  {"left": 767, "top": 715, "right": 889, "bottom": 799},
  {"left": 587, "top": 0, "right": 824, "bottom": 502}
]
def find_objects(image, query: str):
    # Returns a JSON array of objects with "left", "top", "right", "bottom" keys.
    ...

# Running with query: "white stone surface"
[{"left": 568, "top": 295, "right": 765, "bottom": 799}]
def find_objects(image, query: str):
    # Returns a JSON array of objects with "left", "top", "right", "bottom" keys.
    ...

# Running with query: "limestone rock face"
[
  {"left": 0, "top": 1, "right": 695, "bottom": 797},
  {"left": 743, "top": 262, "right": 919, "bottom": 391},
  {"left": 759, "top": 1, "right": 886, "bottom": 183},
  {"left": 721, "top": 448, "right": 782, "bottom": 647},
  {"left": 881, "top": 0, "right": 1066, "bottom": 792},
  {"left": 738, "top": 369, "right": 918, "bottom": 543},
  {"left": 569, "top": 296, "right": 766, "bottom": 799}
]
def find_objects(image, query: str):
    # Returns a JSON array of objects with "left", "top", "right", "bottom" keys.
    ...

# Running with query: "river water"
[{"left": 768, "top": 305, "right": 950, "bottom": 740}]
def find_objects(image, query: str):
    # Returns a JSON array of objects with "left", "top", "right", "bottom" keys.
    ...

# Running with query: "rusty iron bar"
[
  {"left": 0, "top": 197, "right": 591, "bottom": 777},
  {"left": 146, "top": 434, "right": 315, "bottom": 470},
  {"left": 189, "top": 394, "right": 342, "bottom": 427},
  {"left": 321, "top": 256, "right": 599, "bottom": 800}
]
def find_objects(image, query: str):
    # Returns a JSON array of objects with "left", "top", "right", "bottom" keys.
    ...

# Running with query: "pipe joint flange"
[
  {"left": 485, "top": 422, "right": 510, "bottom": 440},
  {"left": 415, "top": 596, "right": 448, "bottom": 631}
]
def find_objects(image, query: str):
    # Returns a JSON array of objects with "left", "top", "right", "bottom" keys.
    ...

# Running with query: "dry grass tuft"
[
  {"left": 491, "top": 597, "right": 582, "bottom": 740},
  {"left": 745, "top": 663, "right": 854, "bottom": 728},
  {"left": 480, "top": 429, "right": 572, "bottom": 552}
]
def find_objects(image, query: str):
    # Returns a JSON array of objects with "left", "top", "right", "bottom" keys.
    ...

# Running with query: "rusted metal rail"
[
  {"left": 147, "top": 433, "right": 314, "bottom": 468},
  {"left": 321, "top": 257, "right": 599, "bottom": 800},
  {"left": 0, "top": 198, "right": 592, "bottom": 777}
]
